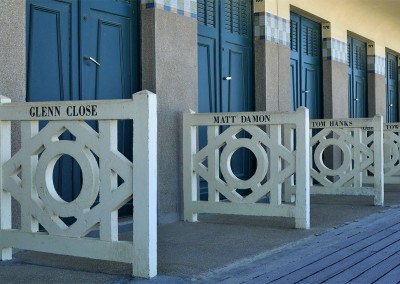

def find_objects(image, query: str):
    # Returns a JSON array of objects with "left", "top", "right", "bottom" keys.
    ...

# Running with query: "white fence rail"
[
  {"left": 183, "top": 108, "right": 310, "bottom": 229},
  {"left": 0, "top": 91, "right": 157, "bottom": 278},
  {"left": 308, "top": 116, "right": 384, "bottom": 206},
  {"left": 380, "top": 123, "right": 400, "bottom": 184}
]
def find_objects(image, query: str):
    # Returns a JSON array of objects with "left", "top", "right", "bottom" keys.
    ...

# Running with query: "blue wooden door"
[
  {"left": 290, "top": 12, "right": 322, "bottom": 119},
  {"left": 26, "top": 0, "right": 138, "bottom": 203},
  {"left": 386, "top": 52, "right": 399, "bottom": 122},
  {"left": 198, "top": 0, "right": 253, "bottom": 113},
  {"left": 198, "top": 0, "right": 254, "bottom": 197},
  {"left": 348, "top": 36, "right": 367, "bottom": 118}
]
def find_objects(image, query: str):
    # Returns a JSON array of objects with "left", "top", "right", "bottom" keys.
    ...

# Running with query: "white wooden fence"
[
  {"left": 183, "top": 108, "right": 310, "bottom": 229},
  {"left": 308, "top": 116, "right": 384, "bottom": 206},
  {"left": 380, "top": 123, "right": 400, "bottom": 184},
  {"left": 0, "top": 91, "right": 157, "bottom": 278}
]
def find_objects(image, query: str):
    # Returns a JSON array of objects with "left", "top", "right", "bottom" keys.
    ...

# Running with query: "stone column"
[
  {"left": 0, "top": 0, "right": 25, "bottom": 229},
  {"left": 253, "top": 2, "right": 291, "bottom": 112},
  {"left": 0, "top": 1, "right": 25, "bottom": 104},
  {"left": 321, "top": 24, "right": 349, "bottom": 119},
  {"left": 320, "top": 24, "right": 349, "bottom": 174},
  {"left": 141, "top": 2, "right": 198, "bottom": 224},
  {"left": 367, "top": 43, "right": 386, "bottom": 120}
]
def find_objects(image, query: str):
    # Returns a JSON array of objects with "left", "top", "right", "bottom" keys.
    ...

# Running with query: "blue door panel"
[
  {"left": 223, "top": 45, "right": 249, "bottom": 112},
  {"left": 354, "top": 75, "right": 367, "bottom": 117},
  {"left": 198, "top": 0, "right": 254, "bottom": 196},
  {"left": 81, "top": 3, "right": 134, "bottom": 101},
  {"left": 220, "top": 0, "right": 253, "bottom": 182},
  {"left": 197, "top": 1, "right": 220, "bottom": 198},
  {"left": 387, "top": 52, "right": 399, "bottom": 122},
  {"left": 348, "top": 73, "right": 353, "bottom": 116},
  {"left": 27, "top": 1, "right": 79, "bottom": 102},
  {"left": 81, "top": 0, "right": 137, "bottom": 171},
  {"left": 290, "top": 12, "right": 322, "bottom": 119},
  {"left": 26, "top": 0, "right": 138, "bottom": 207},
  {"left": 197, "top": 34, "right": 217, "bottom": 170},
  {"left": 27, "top": 0, "right": 80, "bottom": 203},
  {"left": 224, "top": 44, "right": 249, "bottom": 179},
  {"left": 198, "top": 36, "right": 218, "bottom": 114},
  {"left": 348, "top": 36, "right": 367, "bottom": 118},
  {"left": 290, "top": 58, "right": 300, "bottom": 110},
  {"left": 303, "top": 63, "right": 320, "bottom": 118}
]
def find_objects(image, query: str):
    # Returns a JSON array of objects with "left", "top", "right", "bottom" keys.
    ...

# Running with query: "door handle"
[
  {"left": 302, "top": 90, "right": 310, "bottom": 94},
  {"left": 223, "top": 76, "right": 232, "bottom": 81},
  {"left": 389, "top": 103, "right": 393, "bottom": 107},
  {"left": 84, "top": 56, "right": 101, "bottom": 67},
  {"left": 354, "top": 98, "right": 359, "bottom": 101}
]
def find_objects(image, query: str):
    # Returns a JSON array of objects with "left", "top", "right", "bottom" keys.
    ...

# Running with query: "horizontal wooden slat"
[{"left": 1, "top": 230, "right": 134, "bottom": 263}]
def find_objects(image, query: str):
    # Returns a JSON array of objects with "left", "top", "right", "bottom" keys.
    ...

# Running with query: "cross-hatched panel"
[
  {"left": 309, "top": 116, "right": 384, "bottom": 207},
  {"left": 0, "top": 92, "right": 158, "bottom": 278},
  {"left": 183, "top": 108, "right": 310, "bottom": 229},
  {"left": 365, "top": 124, "right": 400, "bottom": 184}
]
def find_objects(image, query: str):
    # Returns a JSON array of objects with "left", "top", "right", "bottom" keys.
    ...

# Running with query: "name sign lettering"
[
  {"left": 362, "top": 127, "right": 373, "bottom": 131},
  {"left": 29, "top": 104, "right": 98, "bottom": 118},
  {"left": 213, "top": 114, "right": 271, "bottom": 124},
  {"left": 311, "top": 120, "right": 353, "bottom": 128},
  {"left": 386, "top": 124, "right": 399, "bottom": 130}
]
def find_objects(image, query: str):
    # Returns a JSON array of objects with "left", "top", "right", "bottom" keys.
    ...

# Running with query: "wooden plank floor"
[{"left": 198, "top": 208, "right": 400, "bottom": 283}]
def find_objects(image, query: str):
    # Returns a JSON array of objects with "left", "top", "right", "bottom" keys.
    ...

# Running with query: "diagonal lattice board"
[
  {"left": 364, "top": 123, "right": 400, "bottom": 184},
  {"left": 308, "top": 116, "right": 384, "bottom": 206},
  {"left": 0, "top": 91, "right": 157, "bottom": 278},
  {"left": 183, "top": 108, "right": 310, "bottom": 229}
]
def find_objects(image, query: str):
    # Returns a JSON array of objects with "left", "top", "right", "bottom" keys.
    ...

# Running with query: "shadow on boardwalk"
[{"left": 1, "top": 185, "right": 399, "bottom": 283}]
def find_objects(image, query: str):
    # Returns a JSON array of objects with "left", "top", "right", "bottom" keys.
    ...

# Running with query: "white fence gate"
[
  {"left": 308, "top": 116, "right": 384, "bottom": 206},
  {"left": 0, "top": 91, "right": 157, "bottom": 278},
  {"left": 379, "top": 123, "right": 400, "bottom": 184},
  {"left": 183, "top": 108, "right": 310, "bottom": 229}
]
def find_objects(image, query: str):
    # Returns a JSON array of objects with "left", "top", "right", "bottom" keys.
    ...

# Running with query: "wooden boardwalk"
[{"left": 198, "top": 208, "right": 400, "bottom": 283}]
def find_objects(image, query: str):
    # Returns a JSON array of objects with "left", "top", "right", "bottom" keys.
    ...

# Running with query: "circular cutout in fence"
[
  {"left": 36, "top": 140, "right": 99, "bottom": 217},
  {"left": 230, "top": 147, "right": 257, "bottom": 181},
  {"left": 220, "top": 138, "right": 268, "bottom": 189},
  {"left": 383, "top": 139, "right": 400, "bottom": 168},
  {"left": 314, "top": 139, "right": 351, "bottom": 176},
  {"left": 52, "top": 154, "right": 83, "bottom": 203}
]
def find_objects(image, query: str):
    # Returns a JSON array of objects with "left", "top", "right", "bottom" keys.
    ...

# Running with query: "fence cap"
[
  {"left": 0, "top": 95, "right": 11, "bottom": 104},
  {"left": 0, "top": 90, "right": 156, "bottom": 121}
]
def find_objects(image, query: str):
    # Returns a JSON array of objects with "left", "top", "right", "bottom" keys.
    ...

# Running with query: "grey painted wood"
[
  {"left": 348, "top": 252, "right": 400, "bottom": 282},
  {"left": 197, "top": 208, "right": 400, "bottom": 283}
]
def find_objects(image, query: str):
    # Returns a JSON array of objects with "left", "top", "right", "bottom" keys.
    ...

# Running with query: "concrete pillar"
[
  {"left": 0, "top": 0, "right": 25, "bottom": 104},
  {"left": 368, "top": 73, "right": 386, "bottom": 119},
  {"left": 141, "top": 6, "right": 197, "bottom": 223},
  {"left": 323, "top": 60, "right": 349, "bottom": 119},
  {"left": 253, "top": 8, "right": 291, "bottom": 112},
  {"left": 321, "top": 24, "right": 349, "bottom": 119},
  {"left": 320, "top": 25, "right": 349, "bottom": 172},
  {"left": 254, "top": 41, "right": 291, "bottom": 112},
  {"left": 367, "top": 43, "right": 386, "bottom": 119},
  {"left": 0, "top": 0, "right": 25, "bottom": 229}
]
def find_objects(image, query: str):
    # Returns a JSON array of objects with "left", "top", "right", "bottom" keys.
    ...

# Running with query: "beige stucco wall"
[{"left": 255, "top": 0, "right": 400, "bottom": 56}]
